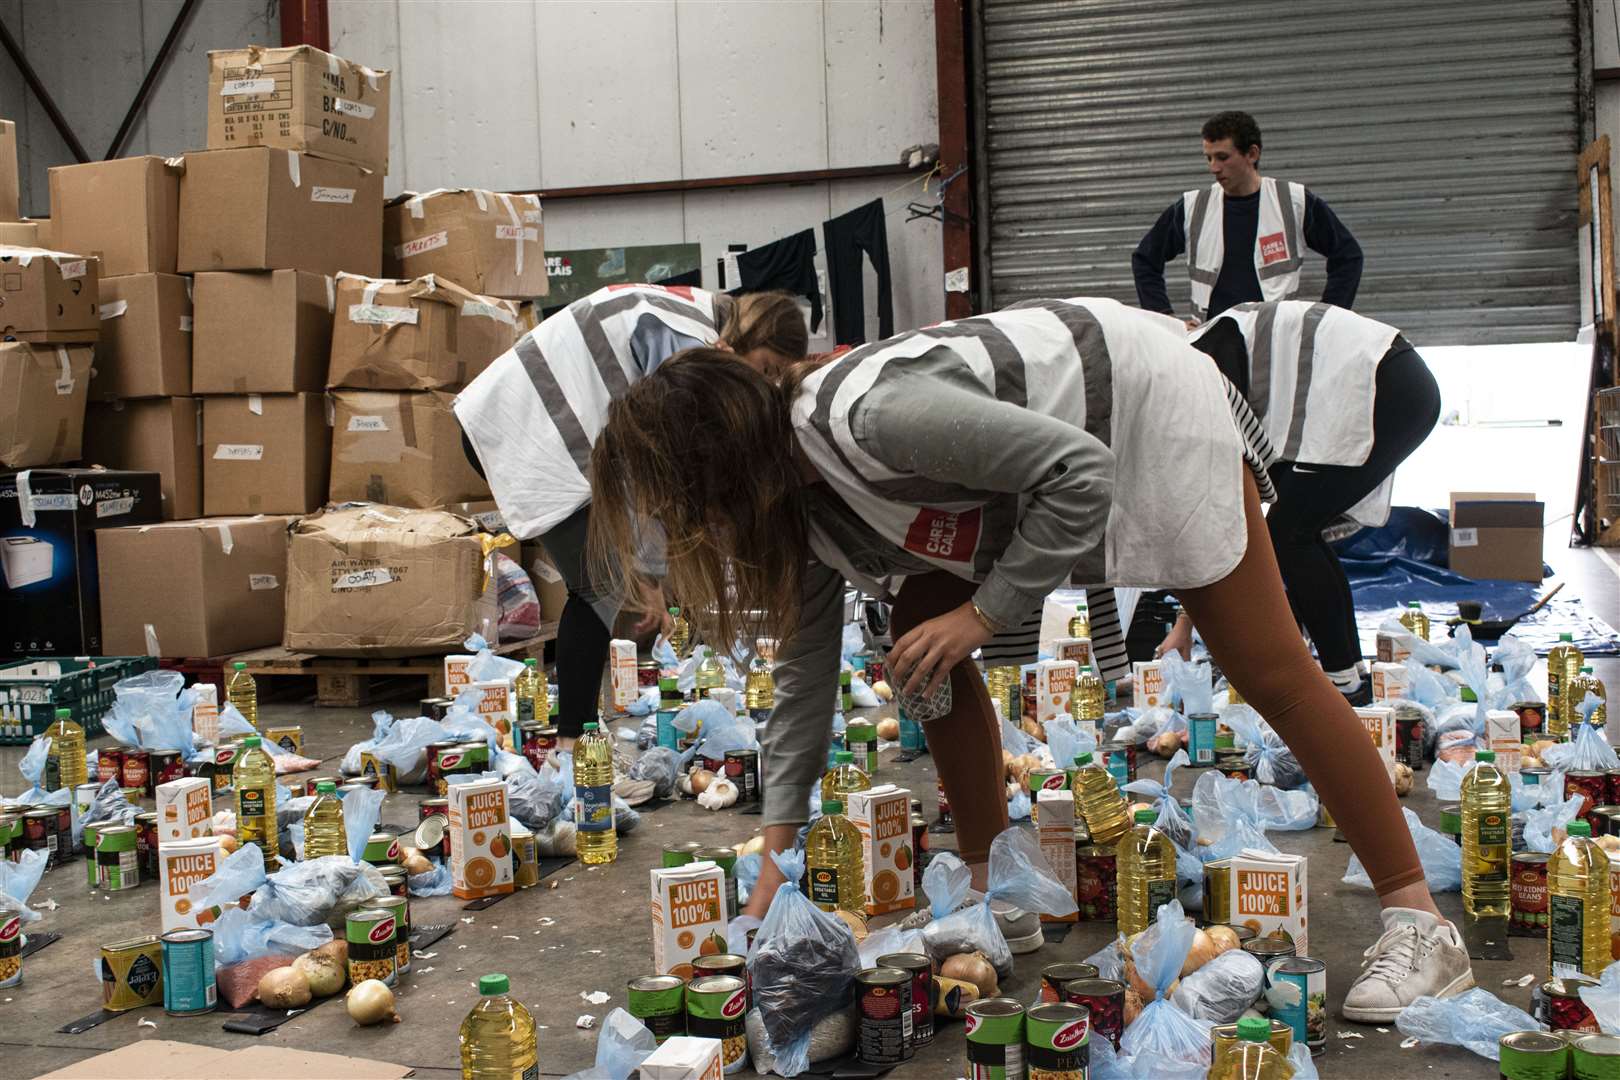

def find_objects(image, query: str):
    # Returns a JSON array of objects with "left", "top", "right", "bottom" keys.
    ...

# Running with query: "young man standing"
[{"left": 1133, "top": 111, "right": 1364, "bottom": 326}]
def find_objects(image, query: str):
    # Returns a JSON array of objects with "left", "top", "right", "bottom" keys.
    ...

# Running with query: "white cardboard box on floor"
[
  {"left": 1229, "top": 848, "right": 1308, "bottom": 957},
  {"left": 639, "top": 1035, "right": 724, "bottom": 1079},
  {"left": 1354, "top": 704, "right": 1397, "bottom": 782}
]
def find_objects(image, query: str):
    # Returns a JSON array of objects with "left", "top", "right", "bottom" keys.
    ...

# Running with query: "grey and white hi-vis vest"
[{"left": 1183, "top": 177, "right": 1307, "bottom": 320}]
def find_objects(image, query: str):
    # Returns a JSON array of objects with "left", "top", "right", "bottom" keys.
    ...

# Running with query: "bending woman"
[
  {"left": 590, "top": 297, "right": 1472, "bottom": 1023},
  {"left": 1155, "top": 301, "right": 1441, "bottom": 706},
  {"left": 455, "top": 284, "right": 807, "bottom": 748}
]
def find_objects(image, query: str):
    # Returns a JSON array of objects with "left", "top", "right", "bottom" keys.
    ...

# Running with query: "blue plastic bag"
[
  {"left": 1523, "top": 793, "right": 1585, "bottom": 853},
  {"left": 670, "top": 697, "right": 729, "bottom": 737},
  {"left": 1543, "top": 721, "right": 1619, "bottom": 773},
  {"left": 1490, "top": 635, "right": 1540, "bottom": 708},
  {"left": 1224, "top": 710, "right": 1306, "bottom": 789},
  {"left": 18, "top": 735, "right": 49, "bottom": 789},
  {"left": 1190, "top": 771, "right": 1287, "bottom": 860},
  {"left": 747, "top": 849, "right": 861, "bottom": 1077},
  {"left": 1379, "top": 617, "right": 1459, "bottom": 670},
  {"left": 0, "top": 848, "right": 49, "bottom": 921},
  {"left": 919, "top": 851, "right": 974, "bottom": 920},
  {"left": 1007, "top": 789, "right": 1031, "bottom": 821},
  {"left": 1579, "top": 964, "right": 1620, "bottom": 1034},
  {"left": 1125, "top": 749, "right": 1194, "bottom": 850},
  {"left": 189, "top": 842, "right": 270, "bottom": 912},
  {"left": 1044, "top": 716, "right": 1100, "bottom": 771},
  {"left": 342, "top": 785, "right": 388, "bottom": 863},
  {"left": 251, "top": 855, "right": 388, "bottom": 926},
  {"left": 924, "top": 828, "right": 1077, "bottom": 978},
  {"left": 104, "top": 670, "right": 198, "bottom": 753},
  {"left": 408, "top": 861, "right": 454, "bottom": 897},
  {"left": 218, "top": 702, "right": 257, "bottom": 739},
  {"left": 1395, "top": 987, "right": 1541, "bottom": 1059},
  {"left": 1000, "top": 715, "right": 1044, "bottom": 758},
  {"left": 688, "top": 707, "right": 759, "bottom": 761},
  {"left": 210, "top": 906, "right": 333, "bottom": 968},
  {"left": 734, "top": 852, "right": 762, "bottom": 907},
  {"left": 1160, "top": 654, "right": 1214, "bottom": 715},
  {"left": 369, "top": 716, "right": 451, "bottom": 778},
  {"left": 462, "top": 632, "right": 525, "bottom": 683},
  {"left": 1344, "top": 807, "right": 1460, "bottom": 891},
  {"left": 1117, "top": 900, "right": 1213, "bottom": 1078},
  {"left": 440, "top": 703, "right": 503, "bottom": 750},
  {"left": 564, "top": 1008, "right": 659, "bottom": 1080}
]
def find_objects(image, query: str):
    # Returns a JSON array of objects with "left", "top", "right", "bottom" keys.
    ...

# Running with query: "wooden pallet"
[{"left": 230, "top": 624, "right": 557, "bottom": 707}]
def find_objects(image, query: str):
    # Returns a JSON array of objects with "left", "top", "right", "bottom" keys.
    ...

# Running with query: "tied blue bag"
[
  {"left": 1490, "top": 635, "right": 1540, "bottom": 708},
  {"left": 1543, "top": 721, "right": 1619, "bottom": 774},
  {"left": 1223, "top": 710, "right": 1306, "bottom": 789},
  {"left": 0, "top": 848, "right": 49, "bottom": 921},
  {"left": 563, "top": 1007, "right": 659, "bottom": 1080},
  {"left": 1344, "top": 807, "right": 1460, "bottom": 892},
  {"left": 1117, "top": 900, "right": 1213, "bottom": 1078},
  {"left": 1044, "top": 716, "right": 1099, "bottom": 773},
  {"left": 923, "top": 828, "right": 1078, "bottom": 978},
  {"left": 1125, "top": 749, "right": 1194, "bottom": 851}
]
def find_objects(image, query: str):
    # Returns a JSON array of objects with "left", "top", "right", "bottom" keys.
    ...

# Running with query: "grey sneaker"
[
  {"left": 991, "top": 899, "right": 1043, "bottom": 954},
  {"left": 1341, "top": 908, "right": 1474, "bottom": 1023}
]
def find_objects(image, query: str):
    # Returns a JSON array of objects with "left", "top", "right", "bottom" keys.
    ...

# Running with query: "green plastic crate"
[{"left": 0, "top": 656, "right": 159, "bottom": 745}]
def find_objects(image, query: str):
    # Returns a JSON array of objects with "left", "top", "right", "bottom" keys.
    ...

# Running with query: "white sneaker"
[
  {"left": 1341, "top": 908, "right": 1474, "bottom": 1023},
  {"left": 991, "top": 900, "right": 1044, "bottom": 954}
]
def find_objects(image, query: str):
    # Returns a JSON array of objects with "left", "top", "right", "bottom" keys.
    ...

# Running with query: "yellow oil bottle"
[
  {"left": 1547, "top": 820, "right": 1612, "bottom": 978},
  {"left": 804, "top": 799, "right": 865, "bottom": 916},
  {"left": 1547, "top": 633, "right": 1584, "bottom": 738},
  {"left": 746, "top": 639, "right": 775, "bottom": 715},
  {"left": 1461, "top": 750, "right": 1511, "bottom": 918},
  {"left": 695, "top": 647, "right": 724, "bottom": 700},
  {"left": 227, "top": 661, "right": 259, "bottom": 729},
  {"left": 1117, "top": 808, "right": 1177, "bottom": 936},
  {"left": 573, "top": 721, "right": 617, "bottom": 865},
  {"left": 1073, "top": 665, "right": 1106, "bottom": 724},
  {"left": 985, "top": 666, "right": 1020, "bottom": 723},
  {"left": 667, "top": 606, "right": 691, "bottom": 659},
  {"left": 459, "top": 973, "right": 538, "bottom": 1080},
  {"left": 1569, "top": 666, "right": 1607, "bottom": 729},
  {"left": 1068, "top": 604, "right": 1090, "bottom": 640},
  {"left": 44, "top": 707, "right": 86, "bottom": 792},
  {"left": 821, "top": 750, "right": 871, "bottom": 806},
  {"left": 1072, "top": 752, "right": 1129, "bottom": 847},
  {"left": 1399, "top": 601, "right": 1430, "bottom": 642},
  {"left": 232, "top": 735, "right": 279, "bottom": 872},
  {"left": 302, "top": 781, "right": 347, "bottom": 860},
  {"left": 1208, "top": 1015, "right": 1294, "bottom": 1080},
  {"left": 514, "top": 658, "right": 546, "bottom": 728}
]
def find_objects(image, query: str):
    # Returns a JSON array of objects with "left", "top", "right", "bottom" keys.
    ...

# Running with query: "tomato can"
[
  {"left": 1566, "top": 771, "right": 1609, "bottom": 826},
  {"left": 161, "top": 929, "right": 216, "bottom": 1015},
  {"left": 379, "top": 864, "right": 409, "bottom": 898},
  {"left": 1076, "top": 844, "right": 1117, "bottom": 923},
  {"left": 876, "top": 951, "right": 933, "bottom": 1050},
  {"left": 135, "top": 810, "right": 159, "bottom": 880},
  {"left": 0, "top": 906, "right": 21, "bottom": 987},
  {"left": 151, "top": 749, "right": 185, "bottom": 788},
  {"left": 1510, "top": 852, "right": 1550, "bottom": 936},
  {"left": 685, "top": 974, "right": 749, "bottom": 1075},
  {"left": 1025, "top": 1001, "right": 1088, "bottom": 1079},
  {"left": 1061, "top": 977, "right": 1124, "bottom": 1051},
  {"left": 22, "top": 809, "right": 58, "bottom": 868},
  {"left": 628, "top": 974, "right": 685, "bottom": 1044},
  {"left": 1497, "top": 1030, "right": 1570, "bottom": 1080},
  {"left": 1038, "top": 962, "right": 1099, "bottom": 1004},
  {"left": 1533, "top": 976, "right": 1600, "bottom": 1033},
  {"left": 964, "top": 997, "right": 1026, "bottom": 1079},
  {"left": 855, "top": 966, "right": 913, "bottom": 1065},
  {"left": 121, "top": 749, "right": 152, "bottom": 795},
  {"left": 97, "top": 747, "right": 123, "bottom": 786},
  {"left": 1609, "top": 769, "right": 1620, "bottom": 806},
  {"left": 692, "top": 953, "right": 749, "bottom": 1008},
  {"left": 723, "top": 749, "right": 760, "bottom": 806},
  {"left": 303, "top": 774, "right": 341, "bottom": 797},
  {"left": 100, "top": 935, "right": 163, "bottom": 1011}
]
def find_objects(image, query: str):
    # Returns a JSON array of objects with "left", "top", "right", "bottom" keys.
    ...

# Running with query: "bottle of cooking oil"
[
  {"left": 1548, "top": 820, "right": 1613, "bottom": 978},
  {"left": 1547, "top": 633, "right": 1584, "bottom": 738},
  {"left": 985, "top": 666, "right": 1019, "bottom": 723},
  {"left": 514, "top": 658, "right": 546, "bottom": 727},
  {"left": 1461, "top": 750, "right": 1511, "bottom": 918},
  {"left": 1073, "top": 665, "right": 1106, "bottom": 725},
  {"left": 459, "top": 973, "right": 538, "bottom": 1080},
  {"left": 43, "top": 707, "right": 86, "bottom": 792},
  {"left": 1117, "top": 808, "right": 1177, "bottom": 936},
  {"left": 1399, "top": 601, "right": 1430, "bottom": 642},
  {"left": 226, "top": 661, "right": 259, "bottom": 729},
  {"left": 667, "top": 606, "right": 691, "bottom": 659},
  {"left": 745, "top": 639, "right": 776, "bottom": 720},
  {"left": 694, "top": 647, "right": 724, "bottom": 700},
  {"left": 573, "top": 721, "right": 616, "bottom": 865},
  {"left": 1068, "top": 603, "right": 1091, "bottom": 640},
  {"left": 1072, "top": 752, "right": 1129, "bottom": 847},
  {"left": 302, "top": 781, "right": 347, "bottom": 859},
  {"left": 1569, "top": 666, "right": 1607, "bottom": 729},
  {"left": 232, "top": 734, "right": 279, "bottom": 872},
  {"left": 1209, "top": 1015, "right": 1294, "bottom": 1080},
  {"left": 804, "top": 799, "right": 865, "bottom": 916},
  {"left": 821, "top": 750, "right": 871, "bottom": 806}
]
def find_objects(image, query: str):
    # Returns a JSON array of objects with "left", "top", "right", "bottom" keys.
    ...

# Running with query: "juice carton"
[
  {"left": 192, "top": 683, "right": 220, "bottom": 745},
  {"left": 640, "top": 1036, "right": 725, "bottom": 1080},
  {"left": 1354, "top": 705, "right": 1396, "bottom": 782},
  {"left": 1036, "top": 789, "right": 1078, "bottom": 923},
  {"left": 609, "top": 638, "right": 638, "bottom": 710},
  {"left": 846, "top": 784, "right": 915, "bottom": 915},
  {"left": 1229, "top": 848, "right": 1308, "bottom": 956},
  {"left": 1486, "top": 709, "right": 1523, "bottom": 774},
  {"left": 155, "top": 777, "right": 212, "bottom": 845},
  {"left": 443, "top": 653, "right": 476, "bottom": 694},
  {"left": 1133, "top": 660, "right": 1166, "bottom": 708},
  {"left": 1370, "top": 662, "right": 1409, "bottom": 701},
  {"left": 468, "top": 679, "right": 515, "bottom": 743},
  {"left": 1376, "top": 632, "right": 1411, "bottom": 664},
  {"left": 359, "top": 749, "right": 399, "bottom": 792},
  {"left": 650, "top": 861, "right": 728, "bottom": 977},
  {"left": 159, "top": 835, "right": 223, "bottom": 932},
  {"left": 1052, "top": 636, "right": 1093, "bottom": 671},
  {"left": 449, "top": 777, "right": 514, "bottom": 899},
  {"left": 1034, "top": 659, "right": 1078, "bottom": 728}
]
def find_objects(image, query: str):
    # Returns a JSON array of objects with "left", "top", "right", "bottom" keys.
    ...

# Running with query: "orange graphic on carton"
[
  {"left": 650, "top": 861, "right": 728, "bottom": 978},
  {"left": 449, "top": 778, "right": 513, "bottom": 899},
  {"left": 848, "top": 785, "right": 915, "bottom": 916},
  {"left": 1230, "top": 850, "right": 1308, "bottom": 956}
]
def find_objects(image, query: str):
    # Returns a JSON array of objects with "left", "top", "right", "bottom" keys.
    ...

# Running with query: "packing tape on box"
[
  {"left": 497, "top": 194, "right": 525, "bottom": 276},
  {"left": 325, "top": 275, "right": 336, "bottom": 313},
  {"left": 474, "top": 189, "right": 489, "bottom": 212},
  {"left": 325, "top": 395, "right": 336, "bottom": 427},
  {"left": 98, "top": 300, "right": 127, "bottom": 321},
  {"left": 397, "top": 398, "right": 418, "bottom": 449},
  {"left": 361, "top": 65, "right": 383, "bottom": 92},
  {"left": 195, "top": 401, "right": 204, "bottom": 445},
  {"left": 144, "top": 624, "right": 161, "bottom": 658},
  {"left": 248, "top": 394, "right": 263, "bottom": 416},
  {"left": 179, "top": 315, "right": 192, "bottom": 332},
  {"left": 460, "top": 300, "right": 516, "bottom": 326},
  {"left": 54, "top": 347, "right": 74, "bottom": 395},
  {"left": 287, "top": 151, "right": 300, "bottom": 189},
  {"left": 16, "top": 470, "right": 34, "bottom": 526},
  {"left": 215, "top": 522, "right": 234, "bottom": 555}
]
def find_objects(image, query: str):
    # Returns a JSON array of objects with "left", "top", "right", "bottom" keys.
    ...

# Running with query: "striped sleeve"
[
  {"left": 1222, "top": 377, "right": 1279, "bottom": 503},
  {"left": 1085, "top": 588, "right": 1132, "bottom": 684}
]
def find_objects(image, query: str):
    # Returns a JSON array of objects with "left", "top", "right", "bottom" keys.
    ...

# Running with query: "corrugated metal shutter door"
[{"left": 979, "top": 0, "right": 1581, "bottom": 344}]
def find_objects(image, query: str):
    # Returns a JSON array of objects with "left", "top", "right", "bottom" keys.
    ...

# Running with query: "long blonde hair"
[{"left": 716, "top": 291, "right": 810, "bottom": 364}]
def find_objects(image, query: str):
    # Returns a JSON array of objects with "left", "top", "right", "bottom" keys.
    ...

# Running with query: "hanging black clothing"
[
  {"left": 734, "top": 229, "right": 823, "bottom": 331},
  {"left": 823, "top": 199, "right": 894, "bottom": 346}
]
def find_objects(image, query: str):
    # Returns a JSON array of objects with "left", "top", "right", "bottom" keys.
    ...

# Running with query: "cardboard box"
[
  {"left": 283, "top": 504, "right": 501, "bottom": 656},
  {"left": 639, "top": 1036, "right": 725, "bottom": 1080},
  {"left": 448, "top": 777, "right": 513, "bottom": 899},
  {"left": 201, "top": 393, "right": 330, "bottom": 515},
  {"left": 1369, "top": 662, "right": 1409, "bottom": 702},
  {"left": 1375, "top": 631, "right": 1411, "bottom": 665},
  {"left": 1053, "top": 635, "right": 1093, "bottom": 671},
  {"left": 1449, "top": 491, "right": 1545, "bottom": 583},
  {"left": 328, "top": 390, "right": 491, "bottom": 508},
  {"left": 1133, "top": 660, "right": 1166, "bottom": 708},
  {"left": 48, "top": 156, "right": 182, "bottom": 276},
  {"left": 448, "top": 499, "right": 504, "bottom": 533},
  {"left": 359, "top": 749, "right": 399, "bottom": 792},
  {"left": 610, "top": 638, "right": 637, "bottom": 709},
  {"left": 191, "top": 270, "right": 334, "bottom": 393},
  {"left": 384, "top": 188, "right": 548, "bottom": 299},
  {"left": 0, "top": 119, "right": 16, "bottom": 221},
  {"left": 847, "top": 784, "right": 915, "bottom": 916},
  {"left": 192, "top": 683, "right": 219, "bottom": 744},
  {"left": 0, "top": 469, "right": 161, "bottom": 656},
  {"left": 1037, "top": 788, "right": 1078, "bottom": 923},
  {"left": 158, "top": 835, "right": 222, "bottom": 933},
  {"left": 89, "top": 273, "right": 192, "bottom": 399},
  {"left": 96, "top": 515, "right": 290, "bottom": 657},
  {"left": 649, "top": 861, "right": 727, "bottom": 976},
  {"left": 155, "top": 777, "right": 213, "bottom": 846},
  {"left": 34, "top": 1040, "right": 411, "bottom": 1080},
  {"left": 0, "top": 341, "right": 93, "bottom": 467},
  {"left": 0, "top": 246, "right": 100, "bottom": 342},
  {"left": 328, "top": 273, "right": 520, "bottom": 390},
  {"left": 1486, "top": 709, "right": 1523, "bottom": 773},
  {"left": 177, "top": 147, "right": 383, "bottom": 278},
  {"left": 1034, "top": 659, "right": 1078, "bottom": 727},
  {"left": 0, "top": 221, "right": 37, "bottom": 245},
  {"left": 1354, "top": 704, "right": 1397, "bottom": 782},
  {"left": 208, "top": 45, "right": 392, "bottom": 174},
  {"left": 82, "top": 397, "right": 203, "bottom": 520},
  {"left": 1229, "top": 848, "right": 1308, "bottom": 956}
]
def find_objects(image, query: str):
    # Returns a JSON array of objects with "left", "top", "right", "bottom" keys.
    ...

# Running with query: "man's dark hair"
[{"left": 1201, "top": 111, "right": 1262, "bottom": 158}]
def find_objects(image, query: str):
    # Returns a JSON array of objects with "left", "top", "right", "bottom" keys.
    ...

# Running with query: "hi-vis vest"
[
  {"left": 453, "top": 284, "right": 720, "bottom": 539},
  {"left": 793, "top": 298, "right": 1253, "bottom": 594},
  {"left": 1183, "top": 177, "right": 1307, "bottom": 320}
]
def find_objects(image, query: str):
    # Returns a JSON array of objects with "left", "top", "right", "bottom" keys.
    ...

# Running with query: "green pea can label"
[
  {"left": 1498, "top": 1030, "right": 1570, "bottom": 1080},
  {"left": 686, "top": 974, "right": 748, "bottom": 1074},
  {"left": 965, "top": 997, "right": 1026, "bottom": 1080},
  {"left": 1570, "top": 1033, "right": 1620, "bottom": 1080},
  {"left": 1025, "top": 1001, "right": 1088, "bottom": 1078},
  {"left": 844, "top": 722, "right": 877, "bottom": 774},
  {"left": 627, "top": 975, "right": 685, "bottom": 1044}
]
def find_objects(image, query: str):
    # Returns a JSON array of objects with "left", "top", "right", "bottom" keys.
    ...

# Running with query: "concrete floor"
[{"left": 2, "top": 545, "right": 1616, "bottom": 1079}]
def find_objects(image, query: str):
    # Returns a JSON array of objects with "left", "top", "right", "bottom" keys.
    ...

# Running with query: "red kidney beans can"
[
  {"left": 151, "top": 750, "right": 185, "bottom": 788},
  {"left": 876, "top": 952, "right": 933, "bottom": 1050},
  {"left": 1510, "top": 852, "right": 1550, "bottom": 936},
  {"left": 424, "top": 742, "right": 461, "bottom": 790},
  {"left": 855, "top": 966, "right": 913, "bottom": 1065},
  {"left": 910, "top": 814, "right": 928, "bottom": 891},
  {"left": 723, "top": 749, "right": 760, "bottom": 806},
  {"left": 1062, "top": 977, "right": 1126, "bottom": 1050},
  {"left": 97, "top": 748, "right": 124, "bottom": 786},
  {"left": 121, "top": 749, "right": 152, "bottom": 795},
  {"left": 53, "top": 805, "right": 72, "bottom": 860},
  {"left": 1040, "top": 963, "right": 1100, "bottom": 1004},
  {"left": 1564, "top": 771, "right": 1609, "bottom": 827},
  {"left": 1534, "top": 977, "right": 1600, "bottom": 1034},
  {"left": 1607, "top": 769, "right": 1620, "bottom": 806},
  {"left": 1076, "top": 845, "right": 1118, "bottom": 922},
  {"left": 1513, "top": 701, "right": 1546, "bottom": 737},
  {"left": 936, "top": 776, "right": 954, "bottom": 831},
  {"left": 135, "top": 812, "right": 159, "bottom": 880}
]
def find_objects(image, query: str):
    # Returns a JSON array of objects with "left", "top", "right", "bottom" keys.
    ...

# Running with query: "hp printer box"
[{"left": 0, "top": 468, "right": 161, "bottom": 656}]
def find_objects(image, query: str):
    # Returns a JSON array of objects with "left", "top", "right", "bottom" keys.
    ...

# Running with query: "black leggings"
[
  {"left": 537, "top": 505, "right": 615, "bottom": 739},
  {"left": 1264, "top": 345, "right": 1441, "bottom": 671}
]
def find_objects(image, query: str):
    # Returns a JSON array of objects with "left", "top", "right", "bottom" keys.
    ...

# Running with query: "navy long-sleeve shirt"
[{"left": 1131, "top": 187, "right": 1363, "bottom": 318}]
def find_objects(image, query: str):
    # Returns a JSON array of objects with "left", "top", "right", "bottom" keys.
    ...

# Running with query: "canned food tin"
[
  {"left": 1571, "top": 1033, "right": 1620, "bottom": 1080},
  {"left": 877, "top": 952, "right": 933, "bottom": 1050},
  {"left": 685, "top": 974, "right": 749, "bottom": 1074},
  {"left": 96, "top": 824, "right": 140, "bottom": 891},
  {"left": 135, "top": 811, "right": 158, "bottom": 880},
  {"left": 1609, "top": 769, "right": 1620, "bottom": 806},
  {"left": 82, "top": 821, "right": 105, "bottom": 887},
  {"left": 0, "top": 906, "right": 21, "bottom": 987},
  {"left": 100, "top": 935, "right": 163, "bottom": 1011},
  {"left": 1514, "top": 701, "right": 1548, "bottom": 737},
  {"left": 261, "top": 725, "right": 300, "bottom": 755},
  {"left": 911, "top": 814, "right": 928, "bottom": 890},
  {"left": 855, "top": 967, "right": 912, "bottom": 1065},
  {"left": 1215, "top": 723, "right": 1236, "bottom": 749},
  {"left": 431, "top": 743, "right": 482, "bottom": 796},
  {"left": 363, "top": 831, "right": 401, "bottom": 866},
  {"left": 425, "top": 741, "right": 462, "bottom": 790},
  {"left": 419, "top": 697, "right": 453, "bottom": 721},
  {"left": 340, "top": 777, "right": 379, "bottom": 794},
  {"left": 1534, "top": 976, "right": 1600, "bottom": 1033},
  {"left": 1566, "top": 771, "right": 1609, "bottom": 826},
  {"left": 1076, "top": 845, "right": 1117, "bottom": 923},
  {"left": 161, "top": 929, "right": 216, "bottom": 1015},
  {"left": 1214, "top": 748, "right": 1250, "bottom": 782},
  {"left": 1223, "top": 924, "right": 1258, "bottom": 946},
  {"left": 693, "top": 954, "right": 749, "bottom": 1007},
  {"left": 379, "top": 864, "right": 409, "bottom": 898},
  {"left": 418, "top": 796, "right": 450, "bottom": 851},
  {"left": 637, "top": 659, "right": 661, "bottom": 688},
  {"left": 412, "top": 814, "right": 449, "bottom": 863},
  {"left": 210, "top": 742, "right": 241, "bottom": 794},
  {"left": 151, "top": 749, "right": 185, "bottom": 788},
  {"left": 839, "top": 669, "right": 854, "bottom": 716},
  {"left": 1039, "top": 963, "right": 1100, "bottom": 1004},
  {"left": 1212, "top": 1019, "right": 1293, "bottom": 1071},
  {"left": 937, "top": 775, "right": 954, "bottom": 831},
  {"left": 663, "top": 841, "right": 705, "bottom": 869},
  {"left": 1510, "top": 852, "right": 1551, "bottom": 936},
  {"left": 1202, "top": 859, "right": 1233, "bottom": 927},
  {"left": 1439, "top": 803, "right": 1462, "bottom": 845},
  {"left": 72, "top": 782, "right": 99, "bottom": 842},
  {"left": 374, "top": 894, "right": 411, "bottom": 974},
  {"left": 1026, "top": 1001, "right": 1088, "bottom": 1079},
  {"left": 1028, "top": 768, "right": 1070, "bottom": 799},
  {"left": 1102, "top": 742, "right": 1136, "bottom": 784},
  {"left": 628, "top": 974, "right": 685, "bottom": 1043},
  {"left": 346, "top": 908, "right": 398, "bottom": 986},
  {"left": 1594, "top": 805, "right": 1620, "bottom": 838},
  {"left": 1497, "top": 1030, "right": 1571, "bottom": 1080},
  {"left": 1267, "top": 956, "right": 1327, "bottom": 1053},
  {"left": 1187, "top": 711, "right": 1218, "bottom": 766},
  {"left": 0, "top": 812, "right": 19, "bottom": 859},
  {"left": 1520, "top": 767, "right": 1552, "bottom": 792},
  {"left": 1243, "top": 936, "right": 1296, "bottom": 964},
  {"left": 303, "top": 775, "right": 341, "bottom": 797},
  {"left": 512, "top": 827, "right": 539, "bottom": 889},
  {"left": 695, "top": 847, "right": 739, "bottom": 920},
  {"left": 1395, "top": 704, "right": 1426, "bottom": 771},
  {"left": 723, "top": 749, "right": 761, "bottom": 806},
  {"left": 1060, "top": 977, "right": 1124, "bottom": 1050},
  {"left": 22, "top": 808, "right": 56, "bottom": 867},
  {"left": 53, "top": 804, "right": 72, "bottom": 857},
  {"left": 964, "top": 997, "right": 1026, "bottom": 1080},
  {"left": 97, "top": 747, "right": 123, "bottom": 786},
  {"left": 121, "top": 749, "right": 152, "bottom": 795}
]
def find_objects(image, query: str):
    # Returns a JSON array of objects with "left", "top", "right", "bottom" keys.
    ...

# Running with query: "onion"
[
  {"left": 1124, "top": 987, "right": 1144, "bottom": 1025},
  {"left": 1596, "top": 835, "right": 1620, "bottom": 855},
  {"left": 257, "top": 966, "right": 312, "bottom": 1009},
  {"left": 690, "top": 769, "right": 716, "bottom": 795},
  {"left": 1393, "top": 763, "right": 1414, "bottom": 796},
  {"left": 346, "top": 979, "right": 399, "bottom": 1025},
  {"left": 697, "top": 777, "right": 738, "bottom": 810},
  {"left": 1181, "top": 929, "right": 1221, "bottom": 976},
  {"left": 876, "top": 717, "right": 900, "bottom": 741},
  {"left": 872, "top": 680, "right": 893, "bottom": 702},
  {"left": 402, "top": 850, "right": 433, "bottom": 876},
  {"left": 217, "top": 834, "right": 239, "bottom": 854},
  {"left": 739, "top": 835, "right": 766, "bottom": 857},
  {"left": 293, "top": 951, "right": 346, "bottom": 998},
  {"left": 1149, "top": 730, "right": 1182, "bottom": 758},
  {"left": 939, "top": 952, "right": 999, "bottom": 998},
  {"left": 1205, "top": 924, "right": 1241, "bottom": 956},
  {"left": 1021, "top": 718, "right": 1046, "bottom": 742},
  {"left": 1532, "top": 739, "right": 1557, "bottom": 759}
]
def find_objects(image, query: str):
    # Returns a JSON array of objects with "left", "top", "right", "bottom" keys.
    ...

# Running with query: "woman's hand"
[
  {"left": 1156, "top": 614, "right": 1194, "bottom": 659},
  {"left": 627, "top": 575, "right": 670, "bottom": 637},
  {"left": 887, "top": 602, "right": 993, "bottom": 698}
]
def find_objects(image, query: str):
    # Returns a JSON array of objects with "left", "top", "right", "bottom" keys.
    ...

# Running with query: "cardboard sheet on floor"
[
  {"left": 799, "top": 1052, "right": 892, "bottom": 1079},
  {"left": 56, "top": 1008, "right": 121, "bottom": 1035},
  {"left": 20, "top": 930, "right": 60, "bottom": 958},
  {"left": 219, "top": 992, "right": 339, "bottom": 1036},
  {"left": 34, "top": 1039, "right": 411, "bottom": 1078}
]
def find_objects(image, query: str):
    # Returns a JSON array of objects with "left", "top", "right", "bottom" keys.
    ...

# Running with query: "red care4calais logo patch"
[
  {"left": 1259, "top": 231, "right": 1289, "bottom": 265},
  {"left": 903, "top": 508, "right": 981, "bottom": 563}
]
